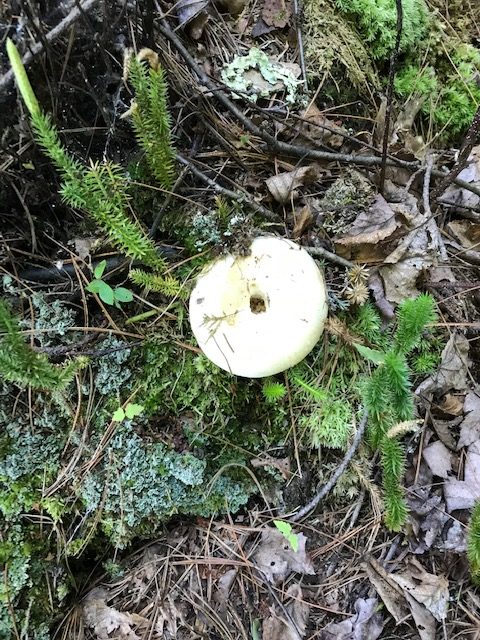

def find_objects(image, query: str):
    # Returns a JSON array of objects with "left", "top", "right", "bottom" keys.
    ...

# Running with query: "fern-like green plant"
[
  {"left": 0, "top": 301, "right": 83, "bottom": 390},
  {"left": 127, "top": 54, "right": 176, "bottom": 190},
  {"left": 468, "top": 501, "right": 480, "bottom": 583},
  {"left": 129, "top": 268, "right": 185, "bottom": 297},
  {"left": 7, "top": 39, "right": 177, "bottom": 286},
  {"left": 360, "top": 293, "right": 436, "bottom": 530},
  {"left": 262, "top": 380, "right": 287, "bottom": 403}
]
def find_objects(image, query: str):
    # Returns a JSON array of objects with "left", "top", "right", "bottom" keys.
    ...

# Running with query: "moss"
[
  {"left": 395, "top": 43, "right": 480, "bottom": 140},
  {"left": 334, "top": 0, "right": 429, "bottom": 60}
]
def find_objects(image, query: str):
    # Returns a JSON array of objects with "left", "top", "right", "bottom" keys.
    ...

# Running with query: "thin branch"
[
  {"left": 287, "top": 410, "right": 369, "bottom": 522},
  {"left": 0, "top": 0, "right": 99, "bottom": 95},
  {"left": 379, "top": 0, "right": 403, "bottom": 193},
  {"left": 430, "top": 105, "right": 480, "bottom": 204}
]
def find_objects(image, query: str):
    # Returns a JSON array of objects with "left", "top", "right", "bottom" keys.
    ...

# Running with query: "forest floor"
[{"left": 1, "top": 1, "right": 480, "bottom": 639}]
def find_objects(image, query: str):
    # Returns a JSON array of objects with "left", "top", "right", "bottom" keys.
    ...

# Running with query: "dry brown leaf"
[
  {"left": 438, "top": 393, "right": 465, "bottom": 416},
  {"left": 364, "top": 558, "right": 409, "bottom": 623},
  {"left": 292, "top": 205, "right": 314, "bottom": 239},
  {"left": 457, "top": 391, "right": 480, "bottom": 449},
  {"left": 423, "top": 441, "right": 452, "bottom": 479},
  {"left": 447, "top": 220, "right": 480, "bottom": 249},
  {"left": 416, "top": 333, "right": 470, "bottom": 397},
  {"left": 442, "top": 146, "right": 480, "bottom": 211},
  {"left": 251, "top": 456, "right": 291, "bottom": 479},
  {"left": 262, "top": 584, "right": 309, "bottom": 640},
  {"left": 368, "top": 271, "right": 395, "bottom": 319},
  {"left": 266, "top": 165, "right": 318, "bottom": 203},
  {"left": 261, "top": 0, "right": 292, "bottom": 28},
  {"left": 253, "top": 527, "right": 314, "bottom": 583},
  {"left": 299, "top": 103, "right": 346, "bottom": 149},
  {"left": 176, "top": 0, "right": 208, "bottom": 26},
  {"left": 318, "top": 597, "right": 384, "bottom": 640},
  {"left": 390, "top": 557, "right": 449, "bottom": 622},
  {"left": 83, "top": 587, "right": 147, "bottom": 640},
  {"left": 444, "top": 440, "right": 480, "bottom": 511},
  {"left": 335, "top": 194, "right": 400, "bottom": 247}
]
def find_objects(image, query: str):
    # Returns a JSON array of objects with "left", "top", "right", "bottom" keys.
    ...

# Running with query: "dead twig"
[
  {"left": 431, "top": 105, "right": 480, "bottom": 204},
  {"left": 0, "top": 0, "right": 99, "bottom": 96},
  {"left": 287, "top": 410, "right": 369, "bottom": 522},
  {"left": 379, "top": 0, "right": 403, "bottom": 194},
  {"left": 304, "top": 245, "right": 355, "bottom": 269}
]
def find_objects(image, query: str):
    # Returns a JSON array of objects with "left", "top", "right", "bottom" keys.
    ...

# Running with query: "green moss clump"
[
  {"left": 334, "top": 0, "right": 429, "bottom": 60},
  {"left": 395, "top": 44, "right": 480, "bottom": 138}
]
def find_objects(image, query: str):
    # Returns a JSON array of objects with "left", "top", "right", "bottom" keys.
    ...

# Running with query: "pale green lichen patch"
[{"left": 221, "top": 48, "right": 302, "bottom": 103}]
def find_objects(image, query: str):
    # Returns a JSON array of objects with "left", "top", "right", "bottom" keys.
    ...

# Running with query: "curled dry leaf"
[
  {"left": 253, "top": 527, "right": 314, "bottom": 583},
  {"left": 335, "top": 194, "right": 400, "bottom": 248},
  {"left": 319, "top": 597, "right": 384, "bottom": 640},
  {"left": 83, "top": 587, "right": 147, "bottom": 640},
  {"left": 423, "top": 441, "right": 452, "bottom": 479},
  {"left": 447, "top": 220, "right": 480, "bottom": 249},
  {"left": 262, "top": 584, "right": 309, "bottom": 640},
  {"left": 266, "top": 166, "right": 318, "bottom": 203},
  {"left": 292, "top": 205, "right": 314, "bottom": 239},
  {"left": 441, "top": 146, "right": 480, "bottom": 211},
  {"left": 444, "top": 440, "right": 480, "bottom": 512},
  {"left": 299, "top": 103, "right": 347, "bottom": 149},
  {"left": 438, "top": 393, "right": 464, "bottom": 416},
  {"left": 251, "top": 455, "right": 291, "bottom": 479},
  {"left": 176, "top": 0, "right": 208, "bottom": 26},
  {"left": 457, "top": 390, "right": 480, "bottom": 449},
  {"left": 416, "top": 333, "right": 470, "bottom": 397}
]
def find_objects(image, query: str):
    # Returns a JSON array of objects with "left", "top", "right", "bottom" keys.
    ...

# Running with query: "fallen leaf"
[
  {"left": 335, "top": 194, "right": 400, "bottom": 247},
  {"left": 251, "top": 456, "right": 291, "bottom": 479},
  {"left": 262, "top": 0, "right": 292, "bottom": 28},
  {"left": 214, "top": 568, "right": 237, "bottom": 611},
  {"left": 364, "top": 558, "right": 409, "bottom": 624},
  {"left": 292, "top": 205, "right": 313, "bottom": 239},
  {"left": 266, "top": 166, "right": 318, "bottom": 203},
  {"left": 447, "top": 220, "right": 480, "bottom": 249},
  {"left": 444, "top": 440, "right": 480, "bottom": 511},
  {"left": 457, "top": 391, "right": 480, "bottom": 449},
  {"left": 423, "top": 441, "right": 452, "bottom": 479},
  {"left": 83, "top": 587, "right": 147, "bottom": 640},
  {"left": 176, "top": 0, "right": 208, "bottom": 26},
  {"left": 438, "top": 393, "right": 465, "bottom": 416},
  {"left": 430, "top": 417, "right": 459, "bottom": 451},
  {"left": 407, "top": 486, "right": 449, "bottom": 554},
  {"left": 253, "top": 527, "right": 314, "bottom": 583},
  {"left": 441, "top": 146, "right": 480, "bottom": 211},
  {"left": 390, "top": 557, "right": 449, "bottom": 622},
  {"left": 299, "top": 103, "right": 346, "bottom": 149},
  {"left": 262, "top": 584, "right": 309, "bottom": 640},
  {"left": 368, "top": 271, "right": 395, "bottom": 319},
  {"left": 416, "top": 333, "right": 470, "bottom": 397},
  {"left": 437, "top": 520, "right": 467, "bottom": 553},
  {"left": 319, "top": 597, "right": 384, "bottom": 640}
]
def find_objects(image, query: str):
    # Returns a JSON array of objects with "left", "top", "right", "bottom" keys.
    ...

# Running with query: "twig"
[
  {"left": 288, "top": 411, "right": 369, "bottom": 522},
  {"left": 304, "top": 246, "right": 355, "bottom": 269},
  {"left": 379, "top": 0, "right": 403, "bottom": 194},
  {"left": 156, "top": 15, "right": 480, "bottom": 203},
  {"left": 431, "top": 105, "right": 480, "bottom": 204},
  {"left": 292, "top": 0, "right": 307, "bottom": 91},
  {"left": 0, "top": 0, "right": 99, "bottom": 96},
  {"left": 176, "top": 153, "right": 282, "bottom": 223}
]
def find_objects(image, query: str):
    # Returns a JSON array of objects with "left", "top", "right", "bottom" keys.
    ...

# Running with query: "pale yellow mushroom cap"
[{"left": 189, "top": 237, "right": 328, "bottom": 378}]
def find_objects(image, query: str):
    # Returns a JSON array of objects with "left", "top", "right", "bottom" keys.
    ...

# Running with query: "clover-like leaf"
[
  {"left": 114, "top": 287, "right": 134, "bottom": 303},
  {"left": 112, "top": 407, "right": 125, "bottom": 422},
  {"left": 125, "top": 403, "right": 144, "bottom": 419}
]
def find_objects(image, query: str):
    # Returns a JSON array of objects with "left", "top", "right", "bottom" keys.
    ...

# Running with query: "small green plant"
[
  {"left": 273, "top": 520, "right": 299, "bottom": 551},
  {"left": 6, "top": 39, "right": 180, "bottom": 293},
  {"left": 0, "top": 300, "right": 83, "bottom": 390},
  {"left": 86, "top": 260, "right": 134, "bottom": 307},
  {"left": 112, "top": 402, "right": 144, "bottom": 422},
  {"left": 360, "top": 294, "right": 437, "bottom": 530},
  {"left": 262, "top": 379, "right": 287, "bottom": 403},
  {"left": 468, "top": 501, "right": 480, "bottom": 583}
]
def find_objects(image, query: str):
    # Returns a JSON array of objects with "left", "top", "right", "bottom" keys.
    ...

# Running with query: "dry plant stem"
[
  {"left": 288, "top": 410, "right": 369, "bottom": 522},
  {"left": 305, "top": 246, "right": 355, "bottom": 269},
  {"left": 176, "top": 152, "right": 282, "bottom": 223},
  {"left": 0, "top": 0, "right": 99, "bottom": 95},
  {"left": 379, "top": 0, "right": 403, "bottom": 194},
  {"left": 293, "top": 0, "right": 307, "bottom": 91},
  {"left": 431, "top": 105, "right": 480, "bottom": 204}
]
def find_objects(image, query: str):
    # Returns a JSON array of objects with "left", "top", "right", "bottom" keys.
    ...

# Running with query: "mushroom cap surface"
[{"left": 189, "top": 236, "right": 328, "bottom": 378}]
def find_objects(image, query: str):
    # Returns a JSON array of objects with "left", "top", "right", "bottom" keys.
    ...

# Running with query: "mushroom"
[{"left": 189, "top": 236, "right": 328, "bottom": 378}]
